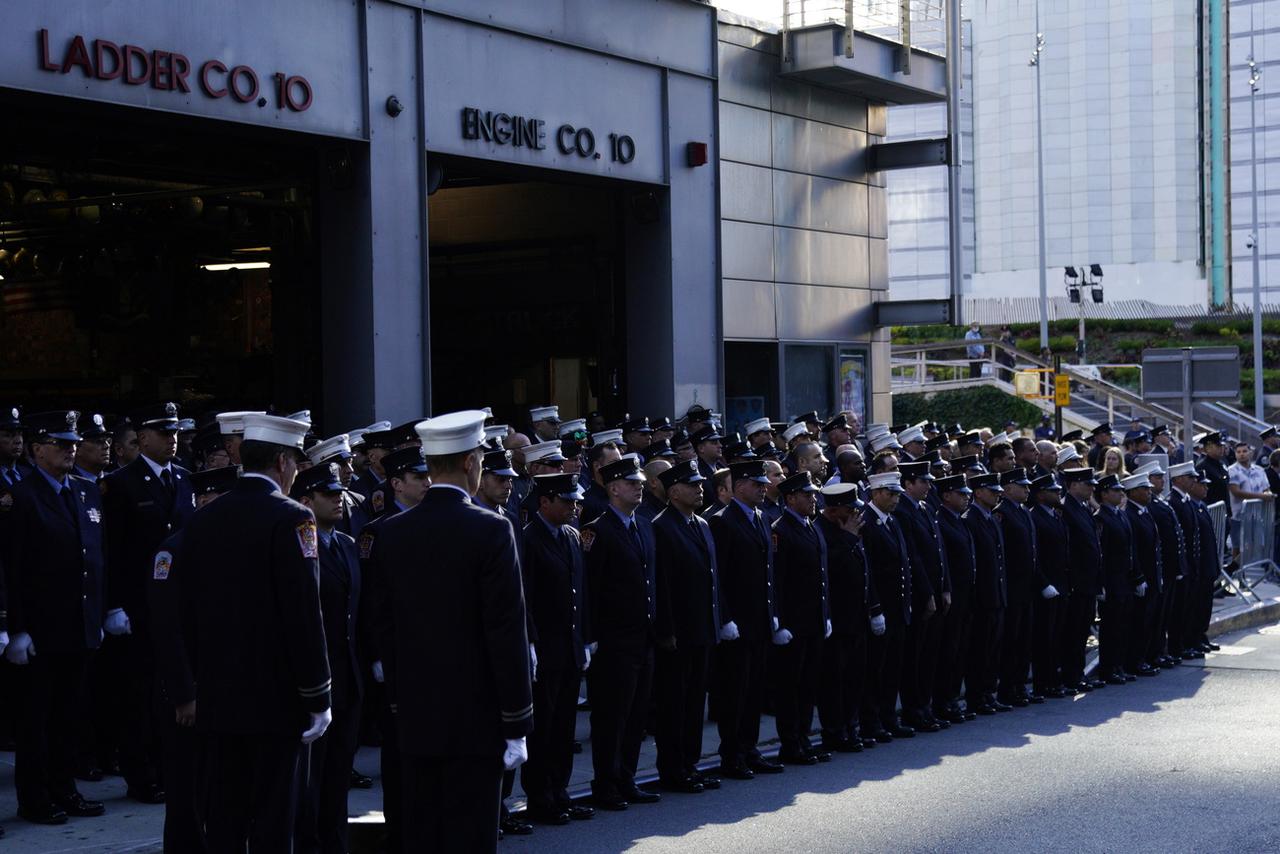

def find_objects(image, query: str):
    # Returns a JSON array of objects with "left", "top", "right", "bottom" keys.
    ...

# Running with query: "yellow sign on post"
[{"left": 1054, "top": 373, "right": 1071, "bottom": 407}]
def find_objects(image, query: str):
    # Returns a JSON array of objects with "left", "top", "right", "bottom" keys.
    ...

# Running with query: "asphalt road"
[
  {"left": 502, "top": 622, "right": 1280, "bottom": 854},
  {"left": 4, "top": 620, "right": 1279, "bottom": 852}
]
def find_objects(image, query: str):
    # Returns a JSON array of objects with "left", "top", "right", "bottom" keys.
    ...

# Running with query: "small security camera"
[{"left": 1246, "top": 232, "right": 1256, "bottom": 250}]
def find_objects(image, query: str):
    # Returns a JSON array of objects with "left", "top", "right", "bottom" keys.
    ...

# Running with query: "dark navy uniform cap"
[
  {"left": 79, "top": 413, "right": 109, "bottom": 441},
  {"left": 1090, "top": 422, "right": 1113, "bottom": 438},
  {"left": 1095, "top": 473, "right": 1122, "bottom": 491},
  {"left": 483, "top": 448, "right": 518, "bottom": 477},
  {"left": 621, "top": 416, "right": 653, "bottom": 435},
  {"left": 999, "top": 468, "right": 1033, "bottom": 487},
  {"left": 600, "top": 456, "right": 645, "bottom": 483},
  {"left": 532, "top": 472, "right": 586, "bottom": 500},
  {"left": 793, "top": 410, "right": 820, "bottom": 425},
  {"left": 383, "top": 446, "right": 429, "bottom": 479},
  {"left": 1, "top": 406, "right": 21, "bottom": 431},
  {"left": 361, "top": 428, "right": 398, "bottom": 451},
  {"left": 26, "top": 410, "right": 82, "bottom": 442},
  {"left": 729, "top": 459, "right": 770, "bottom": 484},
  {"left": 1059, "top": 466, "right": 1098, "bottom": 485},
  {"left": 131, "top": 402, "right": 180, "bottom": 431},
  {"left": 936, "top": 474, "right": 972, "bottom": 495},
  {"left": 968, "top": 472, "right": 1003, "bottom": 492},
  {"left": 823, "top": 414, "right": 850, "bottom": 433},
  {"left": 642, "top": 438, "right": 677, "bottom": 462},
  {"left": 1029, "top": 473, "right": 1062, "bottom": 493},
  {"left": 899, "top": 461, "right": 935, "bottom": 481},
  {"left": 191, "top": 464, "right": 238, "bottom": 496},
  {"left": 949, "top": 454, "right": 985, "bottom": 473},
  {"left": 778, "top": 471, "right": 819, "bottom": 495},
  {"left": 690, "top": 425, "right": 723, "bottom": 445},
  {"left": 291, "top": 462, "right": 344, "bottom": 498},
  {"left": 658, "top": 459, "right": 706, "bottom": 489}
]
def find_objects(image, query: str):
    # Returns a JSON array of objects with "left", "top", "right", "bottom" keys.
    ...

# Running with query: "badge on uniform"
[
  {"left": 296, "top": 520, "right": 320, "bottom": 559},
  {"left": 153, "top": 550, "right": 173, "bottom": 580},
  {"left": 87, "top": 507, "right": 102, "bottom": 524},
  {"left": 371, "top": 491, "right": 384, "bottom": 514},
  {"left": 580, "top": 529, "right": 595, "bottom": 553},
  {"left": 358, "top": 531, "right": 375, "bottom": 560}
]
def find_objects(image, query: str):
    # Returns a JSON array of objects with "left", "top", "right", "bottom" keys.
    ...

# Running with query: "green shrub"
[{"left": 893, "top": 385, "right": 1044, "bottom": 430}]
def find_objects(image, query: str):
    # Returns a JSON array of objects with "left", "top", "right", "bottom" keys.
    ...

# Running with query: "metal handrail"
[{"left": 891, "top": 338, "right": 1217, "bottom": 440}]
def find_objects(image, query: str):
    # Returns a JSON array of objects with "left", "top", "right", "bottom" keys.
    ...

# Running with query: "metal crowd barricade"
[
  {"left": 1235, "top": 498, "right": 1279, "bottom": 594},
  {"left": 1205, "top": 501, "right": 1256, "bottom": 604}
]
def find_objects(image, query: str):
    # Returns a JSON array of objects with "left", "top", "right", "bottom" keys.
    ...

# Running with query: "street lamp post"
[
  {"left": 1029, "top": 3, "right": 1049, "bottom": 352},
  {"left": 1249, "top": 54, "right": 1265, "bottom": 421}
]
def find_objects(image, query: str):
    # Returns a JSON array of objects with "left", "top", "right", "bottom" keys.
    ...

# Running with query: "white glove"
[
  {"left": 1135, "top": 582, "right": 1148, "bottom": 598},
  {"left": 824, "top": 619, "right": 833, "bottom": 639},
  {"left": 371, "top": 661, "right": 385, "bottom": 683},
  {"left": 772, "top": 616, "right": 780, "bottom": 632},
  {"left": 529, "top": 643, "right": 538, "bottom": 682},
  {"left": 719, "top": 620, "right": 740, "bottom": 641},
  {"left": 771, "top": 628, "right": 793, "bottom": 646},
  {"left": 4, "top": 632, "right": 33, "bottom": 665},
  {"left": 869, "top": 615, "right": 886, "bottom": 636},
  {"left": 583, "top": 645, "right": 592, "bottom": 672},
  {"left": 587, "top": 641, "right": 598, "bottom": 655},
  {"left": 301, "top": 708, "right": 333, "bottom": 744},
  {"left": 503, "top": 737, "right": 529, "bottom": 771},
  {"left": 104, "top": 608, "right": 132, "bottom": 636},
  {"left": 0, "top": 631, "right": 8, "bottom": 656},
  {"left": 1041, "top": 584, "right": 1060, "bottom": 600}
]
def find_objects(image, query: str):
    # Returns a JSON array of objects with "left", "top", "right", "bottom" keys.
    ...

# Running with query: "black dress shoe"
[
  {"left": 1087, "top": 678, "right": 1107, "bottom": 689},
  {"left": 1182, "top": 648, "right": 1205, "bottom": 659},
  {"left": 1205, "top": 641, "right": 1221, "bottom": 652},
  {"left": 1010, "top": 695, "right": 1031, "bottom": 707},
  {"left": 656, "top": 777, "right": 704, "bottom": 794},
  {"left": 692, "top": 772, "right": 721, "bottom": 790},
  {"left": 808, "top": 750, "right": 833, "bottom": 763},
  {"left": 1104, "top": 673, "right": 1127, "bottom": 685},
  {"left": 350, "top": 769, "right": 373, "bottom": 789},
  {"left": 20, "top": 804, "right": 68, "bottom": 825},
  {"left": 127, "top": 784, "right": 165, "bottom": 806},
  {"left": 567, "top": 805, "right": 595, "bottom": 821},
  {"left": 911, "top": 718, "right": 942, "bottom": 733},
  {"left": 747, "top": 758, "right": 785, "bottom": 774},
  {"left": 1134, "top": 664, "right": 1158, "bottom": 677},
  {"left": 779, "top": 750, "right": 818, "bottom": 765},
  {"left": 990, "top": 697, "right": 1013, "bottom": 712},
  {"left": 1026, "top": 692, "right": 1046, "bottom": 704},
  {"left": 972, "top": 703, "right": 997, "bottom": 716},
  {"left": 56, "top": 793, "right": 106, "bottom": 817},
  {"left": 889, "top": 724, "right": 915, "bottom": 738},
  {"left": 821, "top": 737, "right": 861, "bottom": 753},
  {"left": 593, "top": 794, "right": 629, "bottom": 811},
  {"left": 961, "top": 708, "right": 978, "bottom": 721},
  {"left": 720, "top": 761, "right": 755, "bottom": 780},
  {"left": 527, "top": 808, "right": 571, "bottom": 825},
  {"left": 870, "top": 728, "right": 894, "bottom": 743},
  {"left": 937, "top": 708, "right": 967, "bottom": 724},
  {"left": 75, "top": 764, "right": 104, "bottom": 783},
  {"left": 1121, "top": 671, "right": 1137, "bottom": 682},
  {"left": 623, "top": 787, "right": 661, "bottom": 804},
  {"left": 1167, "top": 654, "right": 1183, "bottom": 664},
  {"left": 500, "top": 816, "right": 534, "bottom": 835},
  {"left": 1041, "top": 686, "right": 1068, "bottom": 699}
]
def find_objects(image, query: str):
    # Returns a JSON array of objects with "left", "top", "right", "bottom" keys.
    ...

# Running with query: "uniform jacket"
[
  {"left": 1095, "top": 504, "right": 1141, "bottom": 598},
  {"left": 148, "top": 529, "right": 195, "bottom": 705},
  {"left": 964, "top": 506, "right": 1008, "bottom": 611},
  {"left": 521, "top": 514, "right": 589, "bottom": 670},
  {"left": 994, "top": 499, "right": 1037, "bottom": 605},
  {"left": 708, "top": 501, "right": 775, "bottom": 640},
  {"left": 637, "top": 492, "right": 666, "bottom": 523},
  {"left": 581, "top": 505, "right": 657, "bottom": 659},
  {"left": 936, "top": 506, "right": 977, "bottom": 609},
  {"left": 1149, "top": 497, "right": 1187, "bottom": 584},
  {"left": 1193, "top": 499, "right": 1220, "bottom": 580},
  {"left": 355, "top": 507, "right": 401, "bottom": 666},
  {"left": 371, "top": 486, "right": 532, "bottom": 755},
  {"left": 338, "top": 489, "right": 371, "bottom": 538},
  {"left": 319, "top": 529, "right": 363, "bottom": 713},
  {"left": 893, "top": 497, "right": 949, "bottom": 610},
  {"left": 760, "top": 496, "right": 784, "bottom": 529},
  {"left": 580, "top": 482, "right": 609, "bottom": 527},
  {"left": 861, "top": 506, "right": 913, "bottom": 625},
  {"left": 1125, "top": 502, "right": 1163, "bottom": 593},
  {"left": 177, "top": 476, "right": 331, "bottom": 736},
  {"left": 5, "top": 471, "right": 106, "bottom": 652},
  {"left": 1198, "top": 457, "right": 1231, "bottom": 513},
  {"left": 1167, "top": 489, "right": 1200, "bottom": 580},
  {"left": 1061, "top": 494, "right": 1104, "bottom": 596},
  {"left": 814, "top": 514, "right": 881, "bottom": 635},
  {"left": 652, "top": 507, "right": 721, "bottom": 646},
  {"left": 102, "top": 456, "right": 195, "bottom": 634},
  {"left": 770, "top": 510, "right": 829, "bottom": 638},
  {"left": 1030, "top": 504, "right": 1070, "bottom": 594}
]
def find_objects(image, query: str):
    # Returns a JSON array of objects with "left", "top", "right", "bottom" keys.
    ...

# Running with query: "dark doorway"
[{"left": 427, "top": 156, "right": 627, "bottom": 428}]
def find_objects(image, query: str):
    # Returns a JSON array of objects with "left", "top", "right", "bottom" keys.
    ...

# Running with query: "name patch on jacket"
[
  {"left": 153, "top": 550, "right": 173, "bottom": 580},
  {"left": 580, "top": 529, "right": 595, "bottom": 553},
  {"left": 296, "top": 520, "right": 320, "bottom": 559},
  {"left": 358, "top": 531, "right": 375, "bottom": 560}
]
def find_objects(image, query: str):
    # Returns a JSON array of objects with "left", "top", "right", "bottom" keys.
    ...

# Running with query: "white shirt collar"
[
  {"left": 867, "top": 502, "right": 892, "bottom": 524},
  {"left": 141, "top": 453, "right": 172, "bottom": 478}
]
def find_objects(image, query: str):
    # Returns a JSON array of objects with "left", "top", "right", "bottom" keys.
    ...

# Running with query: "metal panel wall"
[
  {"left": 770, "top": 113, "right": 869, "bottom": 183},
  {"left": 771, "top": 171, "right": 869, "bottom": 235},
  {"left": 719, "top": 102, "right": 773, "bottom": 167},
  {"left": 721, "top": 221, "right": 775, "bottom": 282},
  {"left": 774, "top": 228, "right": 870, "bottom": 289},
  {"left": 723, "top": 279, "right": 777, "bottom": 339},
  {"left": 721, "top": 161, "right": 774, "bottom": 224},
  {"left": 774, "top": 285, "right": 874, "bottom": 340},
  {"left": 0, "top": 0, "right": 365, "bottom": 139}
]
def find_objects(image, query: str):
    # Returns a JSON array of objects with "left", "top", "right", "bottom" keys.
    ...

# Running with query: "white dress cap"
[
  {"left": 869, "top": 432, "right": 901, "bottom": 454},
  {"left": 782, "top": 422, "right": 809, "bottom": 443},
  {"left": 744, "top": 417, "right": 773, "bottom": 436},
  {"left": 484, "top": 424, "right": 510, "bottom": 443},
  {"left": 529, "top": 405, "right": 560, "bottom": 423},
  {"left": 1056, "top": 444, "right": 1080, "bottom": 465},
  {"left": 1133, "top": 461, "right": 1164, "bottom": 478},
  {"left": 898, "top": 426, "right": 925, "bottom": 445},
  {"left": 216, "top": 411, "right": 263, "bottom": 436},
  {"left": 525, "top": 441, "right": 565, "bottom": 464},
  {"left": 592, "top": 428, "right": 624, "bottom": 446},
  {"left": 242, "top": 413, "right": 310, "bottom": 449},
  {"left": 987, "top": 431, "right": 1011, "bottom": 447},
  {"left": 558, "top": 418, "right": 587, "bottom": 437},
  {"left": 307, "top": 434, "right": 352, "bottom": 464},
  {"left": 285, "top": 410, "right": 312, "bottom": 426},
  {"left": 867, "top": 472, "right": 904, "bottom": 492},
  {"left": 1121, "top": 473, "right": 1152, "bottom": 490},
  {"left": 416, "top": 410, "right": 487, "bottom": 456},
  {"left": 1167, "top": 461, "right": 1197, "bottom": 479}
]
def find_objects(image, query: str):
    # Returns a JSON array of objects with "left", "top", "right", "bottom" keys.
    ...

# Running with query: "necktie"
[
  {"left": 160, "top": 468, "right": 175, "bottom": 505},
  {"left": 60, "top": 484, "right": 79, "bottom": 525},
  {"left": 754, "top": 510, "right": 769, "bottom": 545},
  {"left": 629, "top": 520, "right": 643, "bottom": 554}
]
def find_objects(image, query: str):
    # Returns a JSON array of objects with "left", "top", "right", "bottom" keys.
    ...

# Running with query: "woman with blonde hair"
[{"left": 1097, "top": 446, "right": 1127, "bottom": 479}]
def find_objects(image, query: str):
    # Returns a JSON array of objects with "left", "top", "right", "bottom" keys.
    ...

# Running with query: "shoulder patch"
[
  {"left": 358, "top": 531, "right": 375, "bottom": 560},
  {"left": 772, "top": 531, "right": 779, "bottom": 550},
  {"left": 296, "top": 520, "right": 320, "bottom": 559},
  {"left": 580, "top": 529, "right": 596, "bottom": 553},
  {"left": 371, "top": 490, "right": 385, "bottom": 513},
  {"left": 153, "top": 550, "right": 173, "bottom": 580},
  {"left": 0, "top": 492, "right": 11, "bottom": 511}
]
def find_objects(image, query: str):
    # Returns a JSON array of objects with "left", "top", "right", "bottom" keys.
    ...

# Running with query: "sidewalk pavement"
[{"left": 2, "top": 580, "right": 1277, "bottom": 852}]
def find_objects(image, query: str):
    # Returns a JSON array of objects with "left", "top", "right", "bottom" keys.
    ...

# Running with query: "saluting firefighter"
[
  {"left": 370, "top": 411, "right": 533, "bottom": 853},
  {"left": 176, "top": 413, "right": 333, "bottom": 851}
]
